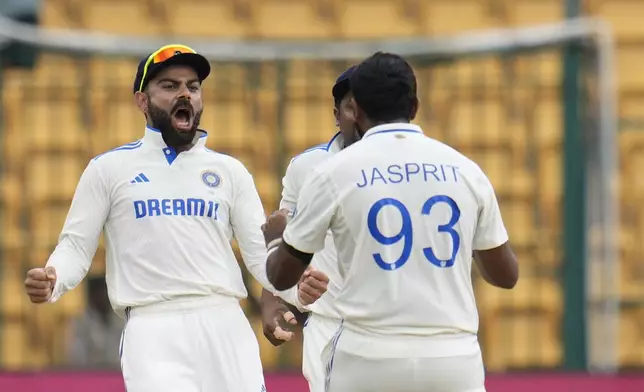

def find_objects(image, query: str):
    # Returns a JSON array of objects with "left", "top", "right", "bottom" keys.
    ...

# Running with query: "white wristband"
[
  {"left": 267, "top": 238, "right": 283, "bottom": 251},
  {"left": 267, "top": 246, "right": 279, "bottom": 257}
]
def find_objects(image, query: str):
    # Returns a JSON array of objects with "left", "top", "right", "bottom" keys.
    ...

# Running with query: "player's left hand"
[
  {"left": 261, "top": 209, "right": 290, "bottom": 246},
  {"left": 297, "top": 267, "right": 329, "bottom": 305},
  {"left": 261, "top": 296, "right": 298, "bottom": 346}
]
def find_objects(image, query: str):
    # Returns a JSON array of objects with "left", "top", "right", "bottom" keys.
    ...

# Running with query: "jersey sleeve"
[
  {"left": 47, "top": 159, "right": 111, "bottom": 302},
  {"left": 279, "top": 159, "right": 298, "bottom": 214},
  {"left": 473, "top": 173, "right": 509, "bottom": 251},
  {"left": 230, "top": 163, "right": 303, "bottom": 307},
  {"left": 283, "top": 168, "right": 337, "bottom": 254}
]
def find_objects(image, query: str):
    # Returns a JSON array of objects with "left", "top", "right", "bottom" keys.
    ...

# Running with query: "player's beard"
[
  {"left": 342, "top": 127, "right": 362, "bottom": 148},
  {"left": 353, "top": 123, "right": 366, "bottom": 142},
  {"left": 147, "top": 99, "right": 203, "bottom": 148}
]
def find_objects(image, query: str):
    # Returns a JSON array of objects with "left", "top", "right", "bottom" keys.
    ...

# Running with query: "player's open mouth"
[{"left": 171, "top": 107, "right": 193, "bottom": 132}]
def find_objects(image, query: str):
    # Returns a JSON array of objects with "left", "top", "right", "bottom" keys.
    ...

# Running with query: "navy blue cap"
[
  {"left": 133, "top": 46, "right": 211, "bottom": 94},
  {"left": 332, "top": 65, "right": 357, "bottom": 103}
]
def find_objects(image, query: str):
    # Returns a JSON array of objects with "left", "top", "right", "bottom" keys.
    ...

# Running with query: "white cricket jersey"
[
  {"left": 283, "top": 123, "right": 509, "bottom": 354},
  {"left": 279, "top": 132, "right": 344, "bottom": 319},
  {"left": 47, "top": 126, "right": 297, "bottom": 317}
]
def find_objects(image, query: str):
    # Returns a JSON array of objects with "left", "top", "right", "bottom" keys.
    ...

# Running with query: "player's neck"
[
  {"left": 371, "top": 119, "right": 410, "bottom": 127},
  {"left": 360, "top": 119, "right": 410, "bottom": 137}
]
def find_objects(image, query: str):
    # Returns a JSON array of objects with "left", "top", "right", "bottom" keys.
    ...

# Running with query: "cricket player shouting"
[{"left": 23, "top": 44, "right": 329, "bottom": 392}]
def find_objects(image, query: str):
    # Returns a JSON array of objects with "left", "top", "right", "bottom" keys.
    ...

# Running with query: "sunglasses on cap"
[{"left": 137, "top": 44, "right": 199, "bottom": 93}]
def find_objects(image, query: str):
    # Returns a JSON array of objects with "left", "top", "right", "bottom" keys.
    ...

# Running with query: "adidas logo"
[{"left": 130, "top": 173, "right": 150, "bottom": 184}]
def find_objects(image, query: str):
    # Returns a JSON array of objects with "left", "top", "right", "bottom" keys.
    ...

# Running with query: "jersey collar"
[
  {"left": 327, "top": 132, "right": 345, "bottom": 153},
  {"left": 362, "top": 123, "right": 423, "bottom": 139},
  {"left": 143, "top": 126, "right": 209, "bottom": 150}
]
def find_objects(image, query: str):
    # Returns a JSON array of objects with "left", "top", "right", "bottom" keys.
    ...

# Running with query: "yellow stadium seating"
[
  {"left": 510, "top": 0, "right": 563, "bottom": 26},
  {"left": 167, "top": 0, "right": 253, "bottom": 37},
  {"left": 21, "top": 100, "right": 89, "bottom": 155},
  {"left": 93, "top": 100, "right": 146, "bottom": 149},
  {"left": 251, "top": 317, "right": 279, "bottom": 368},
  {"left": 512, "top": 54, "right": 562, "bottom": 92},
  {"left": 422, "top": 0, "right": 503, "bottom": 35},
  {"left": 482, "top": 309, "right": 562, "bottom": 371},
  {"left": 254, "top": 170, "right": 281, "bottom": 211},
  {"left": 255, "top": 0, "right": 336, "bottom": 38},
  {"left": 616, "top": 46, "right": 644, "bottom": 92},
  {"left": 26, "top": 302, "right": 71, "bottom": 365},
  {"left": 533, "top": 97, "right": 563, "bottom": 148},
  {"left": 30, "top": 205, "right": 69, "bottom": 257},
  {"left": 25, "top": 155, "right": 85, "bottom": 206},
  {"left": 619, "top": 307, "right": 644, "bottom": 366},
  {"left": 477, "top": 275, "right": 563, "bottom": 370},
  {"left": 88, "top": 57, "right": 140, "bottom": 90},
  {"left": 1, "top": 321, "right": 42, "bottom": 369},
  {"left": 0, "top": 262, "right": 30, "bottom": 320},
  {"left": 537, "top": 148, "right": 562, "bottom": 203},
  {"left": 41, "top": 0, "right": 81, "bottom": 29},
  {"left": 84, "top": 0, "right": 163, "bottom": 36},
  {"left": 285, "top": 60, "right": 339, "bottom": 102},
  {"left": 338, "top": 0, "right": 420, "bottom": 38},
  {"left": 590, "top": 0, "right": 644, "bottom": 42},
  {"left": 476, "top": 275, "right": 562, "bottom": 315},
  {"left": 202, "top": 101, "right": 257, "bottom": 151},
  {"left": 285, "top": 100, "right": 336, "bottom": 154}
]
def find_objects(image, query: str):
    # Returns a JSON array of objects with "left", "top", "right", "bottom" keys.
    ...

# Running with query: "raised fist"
[{"left": 24, "top": 266, "right": 57, "bottom": 304}]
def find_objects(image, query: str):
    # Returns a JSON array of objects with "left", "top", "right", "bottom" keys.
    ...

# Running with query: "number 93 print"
[{"left": 367, "top": 195, "right": 461, "bottom": 270}]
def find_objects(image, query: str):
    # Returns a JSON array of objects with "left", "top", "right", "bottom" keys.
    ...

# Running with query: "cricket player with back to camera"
[{"left": 263, "top": 52, "right": 519, "bottom": 392}]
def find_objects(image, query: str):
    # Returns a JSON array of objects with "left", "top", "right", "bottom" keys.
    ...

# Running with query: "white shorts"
[
  {"left": 302, "top": 314, "right": 343, "bottom": 392},
  {"left": 322, "top": 325, "right": 486, "bottom": 392},
  {"left": 120, "top": 295, "right": 265, "bottom": 392}
]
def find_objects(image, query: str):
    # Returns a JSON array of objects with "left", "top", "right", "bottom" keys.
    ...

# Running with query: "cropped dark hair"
[{"left": 349, "top": 52, "right": 417, "bottom": 122}]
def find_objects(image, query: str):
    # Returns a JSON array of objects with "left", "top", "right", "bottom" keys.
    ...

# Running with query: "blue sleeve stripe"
[
  {"left": 304, "top": 143, "right": 327, "bottom": 152},
  {"left": 290, "top": 132, "right": 342, "bottom": 163},
  {"left": 288, "top": 131, "right": 342, "bottom": 163},
  {"left": 93, "top": 140, "right": 143, "bottom": 161},
  {"left": 290, "top": 147, "right": 327, "bottom": 163}
]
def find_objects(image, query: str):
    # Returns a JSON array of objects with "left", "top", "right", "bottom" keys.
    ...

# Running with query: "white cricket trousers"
[
  {"left": 302, "top": 314, "right": 343, "bottom": 392},
  {"left": 119, "top": 295, "right": 266, "bottom": 392},
  {"left": 322, "top": 324, "right": 487, "bottom": 392}
]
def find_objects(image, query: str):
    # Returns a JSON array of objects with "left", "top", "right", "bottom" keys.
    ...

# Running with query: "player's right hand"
[
  {"left": 297, "top": 267, "right": 329, "bottom": 306},
  {"left": 261, "top": 295, "right": 297, "bottom": 346},
  {"left": 24, "top": 267, "right": 57, "bottom": 304}
]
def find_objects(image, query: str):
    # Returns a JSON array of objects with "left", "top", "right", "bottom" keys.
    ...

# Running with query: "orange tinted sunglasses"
[{"left": 138, "top": 44, "right": 197, "bottom": 92}]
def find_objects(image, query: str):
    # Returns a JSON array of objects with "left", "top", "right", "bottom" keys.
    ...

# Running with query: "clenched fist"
[
  {"left": 261, "top": 209, "right": 289, "bottom": 246},
  {"left": 24, "top": 266, "right": 57, "bottom": 304},
  {"left": 297, "top": 267, "right": 329, "bottom": 306}
]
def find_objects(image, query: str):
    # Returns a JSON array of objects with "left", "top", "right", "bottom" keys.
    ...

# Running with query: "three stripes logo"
[{"left": 130, "top": 173, "right": 150, "bottom": 184}]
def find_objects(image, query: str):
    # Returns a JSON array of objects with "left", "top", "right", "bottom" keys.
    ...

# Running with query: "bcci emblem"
[{"left": 201, "top": 170, "right": 221, "bottom": 188}]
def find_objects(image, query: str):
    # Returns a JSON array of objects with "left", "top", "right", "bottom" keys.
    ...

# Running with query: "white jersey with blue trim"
[
  {"left": 279, "top": 132, "right": 344, "bottom": 319},
  {"left": 46, "top": 126, "right": 297, "bottom": 317},
  {"left": 282, "top": 123, "right": 509, "bottom": 356}
]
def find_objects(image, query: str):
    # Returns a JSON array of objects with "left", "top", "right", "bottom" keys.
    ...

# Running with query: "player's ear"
[
  {"left": 343, "top": 97, "right": 358, "bottom": 123},
  {"left": 333, "top": 107, "right": 340, "bottom": 127},
  {"left": 134, "top": 91, "right": 149, "bottom": 114}
]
